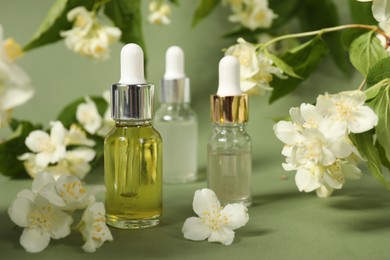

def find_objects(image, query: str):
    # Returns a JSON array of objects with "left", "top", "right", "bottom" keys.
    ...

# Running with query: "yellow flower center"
[
  {"left": 335, "top": 102, "right": 354, "bottom": 119},
  {"left": 60, "top": 181, "right": 86, "bottom": 202},
  {"left": 3, "top": 38, "right": 23, "bottom": 61},
  {"left": 29, "top": 205, "right": 54, "bottom": 230},
  {"left": 91, "top": 211, "right": 107, "bottom": 240},
  {"left": 75, "top": 15, "right": 88, "bottom": 28},
  {"left": 254, "top": 10, "right": 267, "bottom": 22},
  {"left": 201, "top": 206, "right": 229, "bottom": 231}
]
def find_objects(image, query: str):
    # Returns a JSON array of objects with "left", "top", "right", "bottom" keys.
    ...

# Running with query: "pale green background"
[
  {"left": 0, "top": 0, "right": 361, "bottom": 168},
  {"left": 1, "top": 1, "right": 388, "bottom": 260}
]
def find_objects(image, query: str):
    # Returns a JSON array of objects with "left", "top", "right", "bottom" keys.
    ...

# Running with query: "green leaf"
[
  {"left": 351, "top": 131, "right": 390, "bottom": 190},
  {"left": 168, "top": 0, "right": 179, "bottom": 5},
  {"left": 367, "top": 84, "right": 390, "bottom": 163},
  {"left": 349, "top": 31, "right": 388, "bottom": 76},
  {"left": 23, "top": 0, "right": 95, "bottom": 52},
  {"left": 366, "top": 57, "right": 390, "bottom": 87},
  {"left": 192, "top": 0, "right": 220, "bottom": 27},
  {"left": 0, "top": 120, "right": 42, "bottom": 178},
  {"left": 341, "top": 28, "right": 366, "bottom": 51},
  {"left": 57, "top": 96, "right": 107, "bottom": 128},
  {"left": 376, "top": 141, "right": 390, "bottom": 171},
  {"left": 269, "top": 36, "right": 328, "bottom": 103},
  {"left": 265, "top": 52, "right": 302, "bottom": 79},
  {"left": 298, "top": 0, "right": 349, "bottom": 75},
  {"left": 365, "top": 78, "right": 389, "bottom": 100},
  {"left": 348, "top": 0, "right": 377, "bottom": 25},
  {"left": 104, "top": 0, "right": 145, "bottom": 52}
]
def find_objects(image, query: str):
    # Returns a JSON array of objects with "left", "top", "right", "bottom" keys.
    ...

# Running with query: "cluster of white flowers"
[
  {"left": 60, "top": 7, "right": 121, "bottom": 60},
  {"left": 182, "top": 189, "right": 249, "bottom": 245},
  {"left": 225, "top": 38, "right": 285, "bottom": 95},
  {"left": 8, "top": 172, "right": 112, "bottom": 253},
  {"left": 19, "top": 121, "right": 96, "bottom": 180},
  {"left": 76, "top": 91, "right": 114, "bottom": 137},
  {"left": 0, "top": 25, "right": 34, "bottom": 127},
  {"left": 148, "top": 1, "right": 172, "bottom": 25},
  {"left": 274, "top": 90, "right": 378, "bottom": 197},
  {"left": 223, "top": 0, "right": 277, "bottom": 30}
]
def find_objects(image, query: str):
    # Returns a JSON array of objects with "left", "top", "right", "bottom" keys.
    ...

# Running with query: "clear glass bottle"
[
  {"left": 208, "top": 121, "right": 252, "bottom": 206},
  {"left": 153, "top": 46, "right": 198, "bottom": 183},
  {"left": 207, "top": 56, "right": 252, "bottom": 206},
  {"left": 104, "top": 44, "right": 162, "bottom": 229}
]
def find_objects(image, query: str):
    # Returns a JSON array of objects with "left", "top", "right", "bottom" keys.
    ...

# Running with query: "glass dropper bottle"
[
  {"left": 154, "top": 46, "right": 198, "bottom": 183},
  {"left": 207, "top": 55, "right": 252, "bottom": 206},
  {"left": 104, "top": 43, "right": 163, "bottom": 229}
]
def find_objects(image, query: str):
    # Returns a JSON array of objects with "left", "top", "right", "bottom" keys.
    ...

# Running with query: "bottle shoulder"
[
  {"left": 208, "top": 125, "right": 251, "bottom": 151},
  {"left": 154, "top": 104, "right": 197, "bottom": 123},
  {"left": 105, "top": 124, "right": 162, "bottom": 141}
]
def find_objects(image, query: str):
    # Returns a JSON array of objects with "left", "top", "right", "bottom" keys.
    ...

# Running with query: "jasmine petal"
[{"left": 182, "top": 189, "right": 249, "bottom": 246}]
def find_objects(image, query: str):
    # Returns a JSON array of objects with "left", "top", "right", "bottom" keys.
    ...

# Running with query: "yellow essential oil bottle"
[{"left": 104, "top": 43, "right": 162, "bottom": 229}]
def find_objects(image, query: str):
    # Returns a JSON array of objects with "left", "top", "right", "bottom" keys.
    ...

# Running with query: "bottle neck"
[
  {"left": 115, "top": 119, "right": 152, "bottom": 127},
  {"left": 213, "top": 122, "right": 246, "bottom": 131},
  {"left": 159, "top": 102, "right": 191, "bottom": 110}
]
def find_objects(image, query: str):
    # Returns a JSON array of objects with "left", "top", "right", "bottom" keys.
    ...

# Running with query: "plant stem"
[
  {"left": 259, "top": 24, "right": 389, "bottom": 50},
  {"left": 358, "top": 78, "right": 366, "bottom": 91}
]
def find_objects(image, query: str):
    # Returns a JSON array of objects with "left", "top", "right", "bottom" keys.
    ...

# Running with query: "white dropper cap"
[
  {"left": 217, "top": 55, "right": 242, "bottom": 96},
  {"left": 119, "top": 43, "right": 147, "bottom": 84},
  {"left": 164, "top": 46, "right": 185, "bottom": 80}
]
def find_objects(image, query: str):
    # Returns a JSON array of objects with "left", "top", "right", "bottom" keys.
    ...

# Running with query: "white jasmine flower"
[
  {"left": 274, "top": 96, "right": 366, "bottom": 198},
  {"left": 225, "top": 38, "right": 286, "bottom": 95},
  {"left": 295, "top": 158, "right": 362, "bottom": 197},
  {"left": 293, "top": 103, "right": 323, "bottom": 129},
  {"left": 97, "top": 90, "right": 114, "bottom": 137},
  {"left": 222, "top": 0, "right": 245, "bottom": 12},
  {"left": 275, "top": 111, "right": 358, "bottom": 166},
  {"left": 60, "top": 7, "right": 121, "bottom": 60},
  {"left": 77, "top": 202, "right": 113, "bottom": 253},
  {"left": 54, "top": 175, "right": 99, "bottom": 210},
  {"left": 225, "top": 38, "right": 259, "bottom": 80},
  {"left": 30, "top": 172, "right": 67, "bottom": 207},
  {"left": 24, "top": 121, "right": 67, "bottom": 168},
  {"left": 8, "top": 191, "right": 73, "bottom": 253},
  {"left": 228, "top": 0, "right": 277, "bottom": 30},
  {"left": 20, "top": 141, "right": 95, "bottom": 180},
  {"left": 182, "top": 189, "right": 249, "bottom": 245},
  {"left": 0, "top": 25, "right": 34, "bottom": 127},
  {"left": 46, "top": 147, "right": 96, "bottom": 180},
  {"left": 246, "top": 53, "right": 284, "bottom": 95},
  {"left": 316, "top": 90, "right": 378, "bottom": 137},
  {"left": 148, "top": 1, "right": 172, "bottom": 25},
  {"left": 65, "top": 124, "right": 95, "bottom": 147},
  {"left": 76, "top": 96, "right": 102, "bottom": 134}
]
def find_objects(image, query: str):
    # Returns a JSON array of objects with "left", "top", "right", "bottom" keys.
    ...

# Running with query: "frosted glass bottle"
[
  {"left": 154, "top": 103, "right": 197, "bottom": 183},
  {"left": 154, "top": 46, "right": 198, "bottom": 183}
]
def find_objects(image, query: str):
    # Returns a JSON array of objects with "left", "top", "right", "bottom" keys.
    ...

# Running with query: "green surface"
[{"left": 1, "top": 162, "right": 390, "bottom": 259}]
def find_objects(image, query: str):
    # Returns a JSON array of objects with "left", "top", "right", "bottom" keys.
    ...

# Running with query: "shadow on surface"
[
  {"left": 349, "top": 216, "right": 390, "bottom": 232},
  {"left": 328, "top": 192, "right": 390, "bottom": 211},
  {"left": 251, "top": 191, "right": 306, "bottom": 208},
  {"left": 0, "top": 211, "right": 24, "bottom": 250}
]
